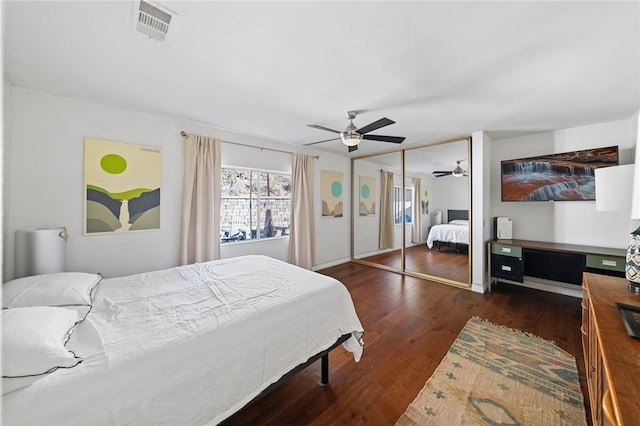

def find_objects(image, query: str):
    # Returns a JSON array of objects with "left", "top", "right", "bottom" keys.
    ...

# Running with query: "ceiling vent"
[{"left": 134, "top": 0, "right": 177, "bottom": 43}]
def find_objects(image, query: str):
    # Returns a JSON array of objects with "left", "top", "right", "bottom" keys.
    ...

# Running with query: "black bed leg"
[{"left": 320, "top": 353, "right": 329, "bottom": 386}]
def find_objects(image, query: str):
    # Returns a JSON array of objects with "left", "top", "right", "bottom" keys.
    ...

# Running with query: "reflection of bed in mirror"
[{"left": 426, "top": 209, "right": 469, "bottom": 251}]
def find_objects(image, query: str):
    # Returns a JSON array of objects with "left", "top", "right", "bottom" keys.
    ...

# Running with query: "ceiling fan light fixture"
[{"left": 340, "top": 131, "right": 362, "bottom": 146}]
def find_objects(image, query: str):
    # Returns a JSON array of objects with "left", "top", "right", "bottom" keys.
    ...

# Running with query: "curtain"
[
  {"left": 179, "top": 133, "right": 221, "bottom": 265},
  {"left": 288, "top": 154, "right": 316, "bottom": 269},
  {"left": 412, "top": 177, "right": 422, "bottom": 244},
  {"left": 379, "top": 170, "right": 394, "bottom": 249}
]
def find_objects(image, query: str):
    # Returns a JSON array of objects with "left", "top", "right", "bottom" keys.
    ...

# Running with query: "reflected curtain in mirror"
[
  {"left": 379, "top": 170, "right": 394, "bottom": 249},
  {"left": 412, "top": 177, "right": 422, "bottom": 244}
]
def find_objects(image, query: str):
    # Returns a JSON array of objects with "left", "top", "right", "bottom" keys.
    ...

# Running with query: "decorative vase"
[{"left": 626, "top": 225, "right": 640, "bottom": 293}]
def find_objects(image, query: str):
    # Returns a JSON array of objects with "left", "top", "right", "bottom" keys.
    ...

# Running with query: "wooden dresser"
[{"left": 582, "top": 273, "right": 640, "bottom": 425}]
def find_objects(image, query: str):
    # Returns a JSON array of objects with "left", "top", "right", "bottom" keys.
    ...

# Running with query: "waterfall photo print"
[{"left": 501, "top": 146, "right": 618, "bottom": 201}]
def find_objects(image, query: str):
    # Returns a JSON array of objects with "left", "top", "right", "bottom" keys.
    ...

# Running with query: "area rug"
[{"left": 396, "top": 317, "right": 586, "bottom": 426}]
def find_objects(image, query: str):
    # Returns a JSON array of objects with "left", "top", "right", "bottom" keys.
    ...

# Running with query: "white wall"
[
  {"left": 430, "top": 174, "right": 468, "bottom": 222},
  {"left": 471, "top": 130, "right": 492, "bottom": 293},
  {"left": 3, "top": 87, "right": 348, "bottom": 279},
  {"left": 2, "top": 78, "right": 13, "bottom": 282},
  {"left": 490, "top": 119, "right": 637, "bottom": 249},
  {"left": 313, "top": 152, "right": 352, "bottom": 268}
]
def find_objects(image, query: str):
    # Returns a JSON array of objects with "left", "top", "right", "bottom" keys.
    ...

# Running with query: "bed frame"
[{"left": 233, "top": 333, "right": 352, "bottom": 417}]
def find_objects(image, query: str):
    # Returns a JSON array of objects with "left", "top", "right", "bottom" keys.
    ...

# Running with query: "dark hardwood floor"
[
  {"left": 223, "top": 262, "right": 589, "bottom": 426},
  {"left": 360, "top": 244, "right": 469, "bottom": 283}
]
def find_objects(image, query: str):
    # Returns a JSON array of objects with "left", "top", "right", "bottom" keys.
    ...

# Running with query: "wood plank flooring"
[
  {"left": 361, "top": 244, "right": 470, "bottom": 283},
  {"left": 223, "top": 262, "right": 589, "bottom": 426}
]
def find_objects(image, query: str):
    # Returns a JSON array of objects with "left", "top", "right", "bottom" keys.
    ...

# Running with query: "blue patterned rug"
[{"left": 396, "top": 317, "right": 586, "bottom": 425}]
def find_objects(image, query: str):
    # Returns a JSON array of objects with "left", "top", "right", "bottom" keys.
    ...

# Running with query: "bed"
[
  {"left": 426, "top": 209, "right": 469, "bottom": 250},
  {"left": 1, "top": 255, "right": 364, "bottom": 425}
]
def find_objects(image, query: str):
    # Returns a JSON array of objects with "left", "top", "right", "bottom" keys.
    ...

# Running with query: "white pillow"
[
  {"left": 2, "top": 272, "right": 102, "bottom": 310},
  {"left": 1, "top": 306, "right": 82, "bottom": 378},
  {"left": 449, "top": 219, "right": 468, "bottom": 226}
]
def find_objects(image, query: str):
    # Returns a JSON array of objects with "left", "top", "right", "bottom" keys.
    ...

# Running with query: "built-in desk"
[{"left": 489, "top": 239, "right": 626, "bottom": 294}]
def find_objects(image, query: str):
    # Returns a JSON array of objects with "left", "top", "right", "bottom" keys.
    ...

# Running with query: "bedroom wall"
[
  {"left": 2, "top": 77, "right": 13, "bottom": 282},
  {"left": 490, "top": 118, "right": 637, "bottom": 249},
  {"left": 472, "top": 130, "right": 493, "bottom": 293},
  {"left": 2, "top": 87, "right": 349, "bottom": 280},
  {"left": 430, "top": 174, "right": 468, "bottom": 223}
]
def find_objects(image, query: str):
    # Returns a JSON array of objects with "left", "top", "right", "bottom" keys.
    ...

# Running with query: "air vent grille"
[{"left": 135, "top": 0, "right": 175, "bottom": 42}]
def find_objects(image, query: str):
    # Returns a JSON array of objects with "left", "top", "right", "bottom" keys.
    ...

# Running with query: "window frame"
[{"left": 394, "top": 186, "right": 413, "bottom": 225}]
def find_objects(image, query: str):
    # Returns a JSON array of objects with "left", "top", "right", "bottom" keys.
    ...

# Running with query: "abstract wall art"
[
  {"left": 321, "top": 170, "right": 343, "bottom": 218},
  {"left": 359, "top": 175, "right": 376, "bottom": 216},
  {"left": 84, "top": 137, "right": 162, "bottom": 234}
]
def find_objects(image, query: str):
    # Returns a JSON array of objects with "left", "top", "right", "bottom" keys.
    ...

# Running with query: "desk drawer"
[
  {"left": 491, "top": 254, "right": 524, "bottom": 282},
  {"left": 491, "top": 244, "right": 522, "bottom": 258},
  {"left": 586, "top": 254, "right": 625, "bottom": 273}
]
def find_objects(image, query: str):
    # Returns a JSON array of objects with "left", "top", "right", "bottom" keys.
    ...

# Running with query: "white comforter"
[
  {"left": 2, "top": 255, "right": 364, "bottom": 425},
  {"left": 426, "top": 221, "right": 469, "bottom": 249}
]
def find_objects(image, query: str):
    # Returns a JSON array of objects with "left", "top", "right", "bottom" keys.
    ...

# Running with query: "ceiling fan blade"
[
  {"left": 348, "top": 145, "right": 359, "bottom": 153},
  {"left": 362, "top": 134, "right": 405, "bottom": 144},
  {"left": 356, "top": 117, "right": 394, "bottom": 134},
  {"left": 432, "top": 171, "right": 453, "bottom": 177},
  {"left": 303, "top": 137, "right": 341, "bottom": 146},
  {"left": 307, "top": 124, "right": 341, "bottom": 134}
]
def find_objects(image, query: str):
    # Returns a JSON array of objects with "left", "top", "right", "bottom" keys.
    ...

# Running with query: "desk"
[
  {"left": 489, "top": 239, "right": 626, "bottom": 289},
  {"left": 582, "top": 273, "right": 640, "bottom": 425}
]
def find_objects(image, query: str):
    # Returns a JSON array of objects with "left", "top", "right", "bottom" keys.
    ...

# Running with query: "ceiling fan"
[
  {"left": 304, "top": 111, "right": 405, "bottom": 152},
  {"left": 432, "top": 160, "right": 468, "bottom": 178}
]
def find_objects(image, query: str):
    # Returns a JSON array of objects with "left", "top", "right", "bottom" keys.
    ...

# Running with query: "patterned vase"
[{"left": 626, "top": 226, "right": 640, "bottom": 292}]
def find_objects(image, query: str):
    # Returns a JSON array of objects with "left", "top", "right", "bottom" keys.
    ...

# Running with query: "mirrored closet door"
[{"left": 351, "top": 136, "right": 471, "bottom": 288}]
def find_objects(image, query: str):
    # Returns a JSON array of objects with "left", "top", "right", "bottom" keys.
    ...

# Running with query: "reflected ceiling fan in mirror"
[
  {"left": 304, "top": 111, "right": 405, "bottom": 152},
  {"left": 432, "top": 160, "right": 468, "bottom": 178}
]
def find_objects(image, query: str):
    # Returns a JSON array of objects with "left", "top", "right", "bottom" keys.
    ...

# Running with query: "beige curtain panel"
[
  {"left": 412, "top": 177, "right": 422, "bottom": 244},
  {"left": 180, "top": 133, "right": 221, "bottom": 265},
  {"left": 379, "top": 170, "right": 394, "bottom": 249},
  {"left": 288, "top": 154, "right": 316, "bottom": 269}
]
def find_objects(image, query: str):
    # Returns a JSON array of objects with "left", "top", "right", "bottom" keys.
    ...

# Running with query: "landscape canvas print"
[
  {"left": 501, "top": 146, "right": 618, "bottom": 201},
  {"left": 84, "top": 138, "right": 162, "bottom": 234}
]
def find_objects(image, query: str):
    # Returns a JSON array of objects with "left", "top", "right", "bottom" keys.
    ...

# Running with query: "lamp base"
[{"left": 625, "top": 226, "right": 640, "bottom": 290}]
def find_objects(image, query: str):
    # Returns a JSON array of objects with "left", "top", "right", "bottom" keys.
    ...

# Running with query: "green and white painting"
[{"left": 84, "top": 137, "right": 162, "bottom": 234}]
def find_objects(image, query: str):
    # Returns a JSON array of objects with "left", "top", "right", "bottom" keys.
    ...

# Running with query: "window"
[
  {"left": 220, "top": 168, "right": 291, "bottom": 243},
  {"left": 394, "top": 186, "right": 412, "bottom": 225}
]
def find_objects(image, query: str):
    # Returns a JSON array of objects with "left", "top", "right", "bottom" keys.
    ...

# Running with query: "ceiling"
[{"left": 3, "top": 1, "right": 639, "bottom": 174}]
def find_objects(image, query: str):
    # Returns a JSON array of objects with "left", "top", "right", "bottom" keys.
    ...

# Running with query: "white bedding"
[
  {"left": 2, "top": 255, "right": 364, "bottom": 425},
  {"left": 426, "top": 220, "right": 469, "bottom": 249}
]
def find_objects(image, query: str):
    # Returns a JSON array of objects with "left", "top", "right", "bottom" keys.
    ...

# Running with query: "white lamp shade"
[{"left": 595, "top": 164, "right": 635, "bottom": 212}]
